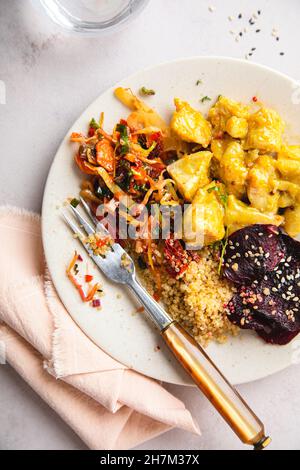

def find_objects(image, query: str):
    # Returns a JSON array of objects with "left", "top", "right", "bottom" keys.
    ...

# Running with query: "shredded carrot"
[
  {"left": 133, "top": 153, "right": 164, "bottom": 166},
  {"left": 85, "top": 283, "right": 100, "bottom": 302},
  {"left": 96, "top": 140, "right": 115, "bottom": 172},
  {"left": 67, "top": 251, "right": 79, "bottom": 273},
  {"left": 67, "top": 252, "right": 99, "bottom": 303},
  {"left": 97, "top": 128, "right": 115, "bottom": 143},
  {"left": 68, "top": 274, "right": 86, "bottom": 301},
  {"left": 99, "top": 112, "right": 104, "bottom": 128},
  {"left": 70, "top": 132, "right": 85, "bottom": 143},
  {"left": 136, "top": 306, "right": 145, "bottom": 313}
]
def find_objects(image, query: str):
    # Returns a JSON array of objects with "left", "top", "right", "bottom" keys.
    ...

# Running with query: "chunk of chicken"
[
  {"left": 210, "top": 136, "right": 233, "bottom": 161},
  {"left": 284, "top": 203, "right": 300, "bottom": 237},
  {"left": 226, "top": 116, "right": 248, "bottom": 139},
  {"left": 171, "top": 98, "right": 212, "bottom": 148},
  {"left": 183, "top": 182, "right": 225, "bottom": 247},
  {"left": 247, "top": 155, "right": 279, "bottom": 213},
  {"left": 208, "top": 96, "right": 249, "bottom": 135},
  {"left": 167, "top": 151, "right": 212, "bottom": 201},
  {"left": 245, "top": 107, "right": 284, "bottom": 152},
  {"left": 245, "top": 149, "right": 260, "bottom": 168},
  {"left": 276, "top": 157, "right": 300, "bottom": 184},
  {"left": 278, "top": 180, "right": 300, "bottom": 208},
  {"left": 279, "top": 145, "right": 300, "bottom": 161},
  {"left": 219, "top": 141, "right": 248, "bottom": 198},
  {"left": 225, "top": 195, "right": 283, "bottom": 234}
]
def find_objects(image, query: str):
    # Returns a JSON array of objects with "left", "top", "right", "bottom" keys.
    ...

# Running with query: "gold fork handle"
[{"left": 162, "top": 322, "right": 271, "bottom": 450}]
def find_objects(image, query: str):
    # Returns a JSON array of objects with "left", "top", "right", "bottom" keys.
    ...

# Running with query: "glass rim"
[{"left": 34, "top": 0, "right": 150, "bottom": 35}]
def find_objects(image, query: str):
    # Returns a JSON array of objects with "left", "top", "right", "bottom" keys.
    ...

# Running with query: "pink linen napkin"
[{"left": 0, "top": 206, "right": 200, "bottom": 450}]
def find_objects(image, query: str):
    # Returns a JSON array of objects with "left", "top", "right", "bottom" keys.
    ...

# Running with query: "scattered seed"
[{"left": 232, "top": 263, "right": 239, "bottom": 272}]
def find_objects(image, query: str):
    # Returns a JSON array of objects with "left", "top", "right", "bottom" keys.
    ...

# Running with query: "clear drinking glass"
[{"left": 34, "top": 0, "right": 150, "bottom": 35}]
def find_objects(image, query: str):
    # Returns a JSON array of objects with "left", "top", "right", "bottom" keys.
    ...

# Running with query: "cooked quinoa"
[
  {"left": 139, "top": 247, "right": 239, "bottom": 346},
  {"left": 84, "top": 233, "right": 113, "bottom": 256}
]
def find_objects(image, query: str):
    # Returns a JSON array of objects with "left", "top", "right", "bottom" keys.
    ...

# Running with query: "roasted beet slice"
[
  {"left": 223, "top": 225, "right": 286, "bottom": 285},
  {"left": 223, "top": 225, "right": 300, "bottom": 345}
]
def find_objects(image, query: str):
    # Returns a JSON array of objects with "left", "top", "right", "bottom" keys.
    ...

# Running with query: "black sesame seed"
[
  {"left": 280, "top": 52, "right": 285, "bottom": 55},
  {"left": 256, "top": 29, "right": 261, "bottom": 33},
  {"left": 238, "top": 13, "right": 242, "bottom": 19},
  {"left": 239, "top": 32, "right": 243, "bottom": 36},
  {"left": 258, "top": 10, "right": 261, "bottom": 15}
]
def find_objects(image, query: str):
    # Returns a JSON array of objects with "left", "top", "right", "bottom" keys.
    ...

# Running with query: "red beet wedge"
[{"left": 222, "top": 224, "right": 300, "bottom": 345}]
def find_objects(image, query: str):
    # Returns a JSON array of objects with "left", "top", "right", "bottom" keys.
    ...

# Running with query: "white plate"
[{"left": 42, "top": 57, "right": 300, "bottom": 386}]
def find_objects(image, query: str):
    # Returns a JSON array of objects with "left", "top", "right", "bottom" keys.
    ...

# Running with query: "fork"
[{"left": 63, "top": 198, "right": 271, "bottom": 450}]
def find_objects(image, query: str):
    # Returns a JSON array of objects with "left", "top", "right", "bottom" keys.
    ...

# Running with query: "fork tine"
[
  {"left": 80, "top": 196, "right": 111, "bottom": 237},
  {"left": 69, "top": 204, "right": 95, "bottom": 236},
  {"left": 62, "top": 211, "right": 85, "bottom": 239},
  {"left": 79, "top": 197, "right": 98, "bottom": 226}
]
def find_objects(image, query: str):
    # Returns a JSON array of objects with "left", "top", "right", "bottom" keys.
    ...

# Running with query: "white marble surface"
[{"left": 0, "top": 0, "right": 300, "bottom": 451}]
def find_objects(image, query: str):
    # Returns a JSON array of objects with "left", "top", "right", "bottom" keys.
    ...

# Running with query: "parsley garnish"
[
  {"left": 207, "top": 185, "right": 228, "bottom": 207},
  {"left": 196, "top": 79, "right": 203, "bottom": 86},
  {"left": 116, "top": 123, "right": 130, "bottom": 155},
  {"left": 70, "top": 198, "right": 80, "bottom": 208},
  {"left": 140, "top": 87, "right": 156, "bottom": 96},
  {"left": 200, "top": 96, "right": 212, "bottom": 103},
  {"left": 89, "top": 118, "right": 100, "bottom": 130}
]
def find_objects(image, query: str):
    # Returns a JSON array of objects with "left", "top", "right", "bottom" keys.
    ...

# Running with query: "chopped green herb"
[
  {"left": 211, "top": 240, "right": 221, "bottom": 252},
  {"left": 201, "top": 96, "right": 212, "bottom": 103},
  {"left": 116, "top": 123, "right": 130, "bottom": 155},
  {"left": 196, "top": 79, "right": 203, "bottom": 86},
  {"left": 74, "top": 263, "right": 79, "bottom": 275},
  {"left": 120, "top": 144, "right": 129, "bottom": 156},
  {"left": 220, "top": 193, "right": 228, "bottom": 206},
  {"left": 140, "top": 86, "right": 156, "bottom": 96},
  {"left": 89, "top": 118, "right": 100, "bottom": 130},
  {"left": 70, "top": 198, "right": 80, "bottom": 208},
  {"left": 218, "top": 227, "right": 229, "bottom": 275},
  {"left": 207, "top": 185, "right": 228, "bottom": 207}
]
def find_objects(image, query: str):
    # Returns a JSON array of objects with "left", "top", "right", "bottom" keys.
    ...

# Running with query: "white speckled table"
[{"left": 0, "top": 0, "right": 300, "bottom": 451}]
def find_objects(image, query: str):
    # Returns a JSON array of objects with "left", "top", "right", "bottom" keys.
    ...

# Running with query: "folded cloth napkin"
[{"left": 0, "top": 206, "right": 200, "bottom": 450}]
